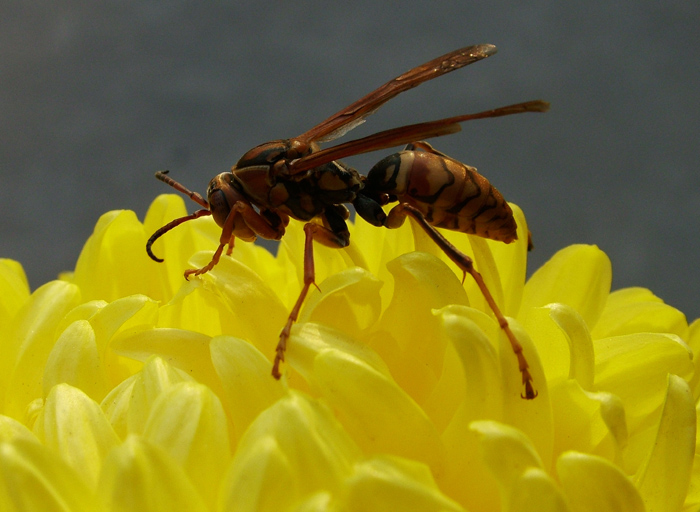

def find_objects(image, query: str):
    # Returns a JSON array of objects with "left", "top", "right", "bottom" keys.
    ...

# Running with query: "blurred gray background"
[{"left": 2, "top": 2, "right": 698, "bottom": 320}]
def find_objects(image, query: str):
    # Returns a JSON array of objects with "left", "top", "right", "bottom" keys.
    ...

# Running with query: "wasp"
[{"left": 147, "top": 45, "right": 548, "bottom": 399}]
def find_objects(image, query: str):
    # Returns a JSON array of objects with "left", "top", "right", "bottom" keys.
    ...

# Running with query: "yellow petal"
[
  {"left": 509, "top": 467, "right": 570, "bottom": 512},
  {"left": 4, "top": 281, "right": 81, "bottom": 420},
  {"left": 210, "top": 335, "right": 286, "bottom": 439},
  {"left": 143, "top": 381, "right": 231, "bottom": 507},
  {"left": 439, "top": 310, "right": 503, "bottom": 510},
  {"left": 469, "top": 315, "right": 554, "bottom": 467},
  {"left": 448, "top": 235, "right": 503, "bottom": 315},
  {"left": 111, "top": 327, "right": 223, "bottom": 399},
  {"left": 143, "top": 194, "right": 236, "bottom": 296},
  {"left": 101, "top": 355, "right": 192, "bottom": 438},
  {"left": 594, "top": 333, "right": 693, "bottom": 420},
  {"left": 592, "top": 287, "right": 689, "bottom": 339},
  {"left": 43, "top": 320, "right": 110, "bottom": 401},
  {"left": 376, "top": 251, "right": 469, "bottom": 402},
  {"left": 0, "top": 415, "right": 37, "bottom": 444},
  {"left": 73, "top": 210, "right": 164, "bottom": 302},
  {"left": 98, "top": 434, "right": 208, "bottom": 512},
  {"left": 550, "top": 379, "right": 628, "bottom": 465},
  {"left": 218, "top": 437, "right": 297, "bottom": 512},
  {"left": 299, "top": 324, "right": 444, "bottom": 472},
  {"left": 557, "top": 451, "right": 644, "bottom": 512},
  {"left": 300, "top": 267, "right": 383, "bottom": 341},
  {"left": 470, "top": 420, "right": 544, "bottom": 488},
  {"left": 521, "top": 245, "right": 611, "bottom": 329},
  {"left": 343, "top": 455, "right": 464, "bottom": 512},
  {"left": 0, "top": 437, "right": 102, "bottom": 512},
  {"left": 438, "top": 306, "right": 503, "bottom": 422},
  {"left": 0, "top": 258, "right": 30, "bottom": 325},
  {"left": 33, "top": 384, "right": 120, "bottom": 489},
  {"left": 524, "top": 304, "right": 595, "bottom": 390},
  {"left": 688, "top": 318, "right": 700, "bottom": 400},
  {"left": 635, "top": 374, "right": 695, "bottom": 512},
  {"left": 190, "top": 251, "right": 289, "bottom": 357},
  {"left": 287, "top": 320, "right": 390, "bottom": 386},
  {"left": 221, "top": 392, "right": 359, "bottom": 511},
  {"left": 156, "top": 279, "right": 230, "bottom": 337}
]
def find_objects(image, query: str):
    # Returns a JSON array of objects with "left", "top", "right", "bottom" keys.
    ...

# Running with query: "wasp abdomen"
[{"left": 365, "top": 150, "right": 518, "bottom": 243}]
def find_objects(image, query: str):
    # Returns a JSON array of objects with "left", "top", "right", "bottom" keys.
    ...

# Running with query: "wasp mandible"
[{"left": 146, "top": 45, "right": 548, "bottom": 399}]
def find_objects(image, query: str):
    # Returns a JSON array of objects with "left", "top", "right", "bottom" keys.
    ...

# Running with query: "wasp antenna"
[
  {"left": 155, "top": 170, "right": 209, "bottom": 209},
  {"left": 146, "top": 209, "right": 212, "bottom": 262}
]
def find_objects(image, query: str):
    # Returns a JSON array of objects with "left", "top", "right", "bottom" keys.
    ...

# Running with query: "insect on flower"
[{"left": 146, "top": 44, "right": 548, "bottom": 399}]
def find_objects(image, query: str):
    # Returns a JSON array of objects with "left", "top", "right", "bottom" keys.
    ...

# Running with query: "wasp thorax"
[{"left": 235, "top": 140, "right": 290, "bottom": 169}]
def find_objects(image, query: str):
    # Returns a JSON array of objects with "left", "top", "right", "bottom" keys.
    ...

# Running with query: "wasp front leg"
[
  {"left": 184, "top": 202, "right": 287, "bottom": 279},
  {"left": 272, "top": 207, "right": 351, "bottom": 379}
]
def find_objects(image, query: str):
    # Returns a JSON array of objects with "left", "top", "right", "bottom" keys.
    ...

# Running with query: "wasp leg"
[
  {"left": 272, "top": 215, "right": 350, "bottom": 379},
  {"left": 386, "top": 202, "right": 537, "bottom": 399},
  {"left": 184, "top": 202, "right": 287, "bottom": 280}
]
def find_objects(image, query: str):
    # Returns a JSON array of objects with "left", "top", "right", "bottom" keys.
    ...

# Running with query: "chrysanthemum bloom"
[{"left": 1, "top": 194, "right": 698, "bottom": 511}]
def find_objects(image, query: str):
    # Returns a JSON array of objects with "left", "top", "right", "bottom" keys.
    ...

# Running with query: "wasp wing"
[
  {"left": 289, "top": 100, "right": 549, "bottom": 173},
  {"left": 295, "top": 44, "right": 498, "bottom": 145}
]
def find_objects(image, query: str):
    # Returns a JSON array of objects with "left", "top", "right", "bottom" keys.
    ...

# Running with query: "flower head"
[{"left": 0, "top": 194, "right": 697, "bottom": 511}]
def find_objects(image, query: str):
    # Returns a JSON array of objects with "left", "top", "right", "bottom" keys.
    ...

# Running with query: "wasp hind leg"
[
  {"left": 272, "top": 209, "right": 351, "bottom": 379},
  {"left": 386, "top": 202, "right": 537, "bottom": 399}
]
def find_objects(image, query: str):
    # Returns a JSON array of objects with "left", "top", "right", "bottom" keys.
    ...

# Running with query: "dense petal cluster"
[{"left": 1, "top": 194, "right": 698, "bottom": 511}]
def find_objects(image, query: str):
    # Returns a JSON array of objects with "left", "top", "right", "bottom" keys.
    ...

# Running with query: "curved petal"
[
  {"left": 33, "top": 383, "right": 120, "bottom": 489},
  {"left": 521, "top": 245, "right": 611, "bottom": 329},
  {"left": 376, "top": 251, "right": 469, "bottom": 402},
  {"left": 4, "top": 281, "right": 81, "bottom": 420},
  {"left": 210, "top": 335, "right": 286, "bottom": 439},
  {"left": 550, "top": 379, "right": 628, "bottom": 465},
  {"left": 0, "top": 415, "right": 37, "bottom": 444},
  {"left": 100, "top": 356, "right": 193, "bottom": 438},
  {"left": 297, "top": 324, "right": 444, "bottom": 472},
  {"left": 0, "top": 259, "right": 30, "bottom": 325},
  {"left": 524, "top": 304, "right": 595, "bottom": 390},
  {"left": 73, "top": 210, "right": 165, "bottom": 302},
  {"left": 143, "top": 381, "right": 231, "bottom": 507},
  {"left": 191, "top": 251, "right": 289, "bottom": 357},
  {"left": 98, "top": 435, "right": 208, "bottom": 512},
  {"left": 0, "top": 437, "right": 101, "bottom": 511},
  {"left": 300, "top": 267, "right": 383, "bottom": 341},
  {"left": 221, "top": 392, "right": 360, "bottom": 510},
  {"left": 111, "top": 327, "right": 223, "bottom": 400},
  {"left": 509, "top": 467, "right": 570, "bottom": 512},
  {"left": 592, "top": 287, "right": 688, "bottom": 339},
  {"left": 635, "top": 375, "right": 695, "bottom": 512},
  {"left": 43, "top": 320, "right": 110, "bottom": 401},
  {"left": 557, "top": 451, "right": 644, "bottom": 512},
  {"left": 343, "top": 455, "right": 464, "bottom": 512},
  {"left": 594, "top": 333, "right": 693, "bottom": 420},
  {"left": 438, "top": 306, "right": 503, "bottom": 422},
  {"left": 470, "top": 420, "right": 544, "bottom": 484}
]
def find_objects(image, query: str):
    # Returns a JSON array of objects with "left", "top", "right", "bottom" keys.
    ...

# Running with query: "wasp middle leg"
[{"left": 272, "top": 206, "right": 351, "bottom": 379}]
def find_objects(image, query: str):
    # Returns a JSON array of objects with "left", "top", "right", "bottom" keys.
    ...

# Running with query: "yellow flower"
[{"left": 0, "top": 194, "right": 697, "bottom": 511}]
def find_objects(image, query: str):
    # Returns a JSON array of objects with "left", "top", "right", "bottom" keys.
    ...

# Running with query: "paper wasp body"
[{"left": 147, "top": 45, "right": 548, "bottom": 399}]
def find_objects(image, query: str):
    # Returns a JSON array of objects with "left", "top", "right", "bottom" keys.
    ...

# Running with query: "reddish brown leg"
[
  {"left": 184, "top": 202, "right": 288, "bottom": 279},
  {"left": 272, "top": 221, "right": 350, "bottom": 379},
  {"left": 388, "top": 203, "right": 536, "bottom": 399}
]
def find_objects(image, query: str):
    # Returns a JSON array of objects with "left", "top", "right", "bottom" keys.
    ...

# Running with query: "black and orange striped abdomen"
[{"left": 364, "top": 150, "right": 518, "bottom": 243}]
